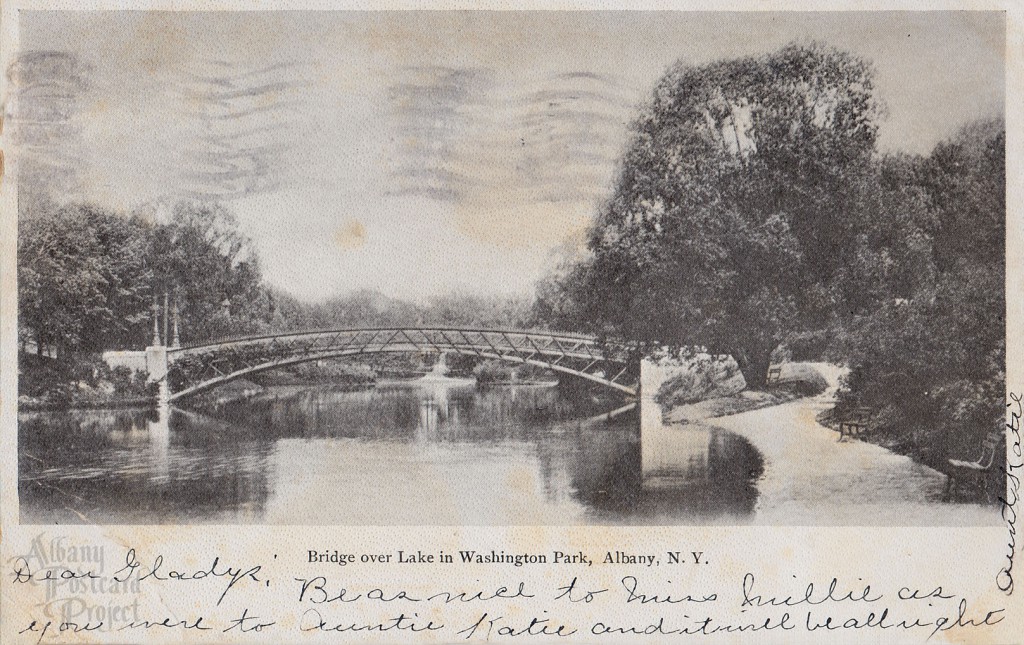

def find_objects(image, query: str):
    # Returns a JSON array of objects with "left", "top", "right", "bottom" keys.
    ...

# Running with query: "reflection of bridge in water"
[
  {"left": 19, "top": 382, "right": 765, "bottom": 524},
  {"left": 70, "top": 324, "right": 765, "bottom": 522},
  {"left": 141, "top": 327, "right": 641, "bottom": 403}
]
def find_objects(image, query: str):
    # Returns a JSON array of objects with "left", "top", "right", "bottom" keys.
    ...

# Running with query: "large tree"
[
  {"left": 570, "top": 42, "right": 889, "bottom": 387},
  {"left": 18, "top": 204, "right": 152, "bottom": 354},
  {"left": 145, "top": 201, "right": 271, "bottom": 343},
  {"left": 19, "top": 200, "right": 276, "bottom": 355}
]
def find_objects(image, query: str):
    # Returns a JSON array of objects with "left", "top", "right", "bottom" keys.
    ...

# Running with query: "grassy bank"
[{"left": 658, "top": 362, "right": 830, "bottom": 424}]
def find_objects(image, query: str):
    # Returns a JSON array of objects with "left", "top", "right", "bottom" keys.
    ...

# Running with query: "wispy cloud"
[
  {"left": 7, "top": 51, "right": 92, "bottom": 215},
  {"left": 10, "top": 51, "right": 313, "bottom": 212},
  {"left": 384, "top": 65, "right": 641, "bottom": 206},
  {"left": 173, "top": 59, "right": 310, "bottom": 201}
]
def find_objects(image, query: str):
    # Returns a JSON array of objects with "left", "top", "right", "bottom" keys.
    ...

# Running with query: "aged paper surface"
[{"left": 1, "top": 1, "right": 1022, "bottom": 643}]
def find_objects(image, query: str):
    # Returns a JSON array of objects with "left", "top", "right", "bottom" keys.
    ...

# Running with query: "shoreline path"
[{"left": 704, "top": 363, "right": 999, "bottom": 526}]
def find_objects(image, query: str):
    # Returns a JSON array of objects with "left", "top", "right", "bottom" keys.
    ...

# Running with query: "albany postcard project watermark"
[{"left": 8, "top": 533, "right": 141, "bottom": 635}]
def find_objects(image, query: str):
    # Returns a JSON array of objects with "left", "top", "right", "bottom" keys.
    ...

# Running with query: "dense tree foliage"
[
  {"left": 837, "top": 120, "right": 1004, "bottom": 471},
  {"left": 538, "top": 43, "right": 894, "bottom": 386},
  {"left": 19, "top": 204, "right": 152, "bottom": 354},
  {"left": 147, "top": 201, "right": 271, "bottom": 342},
  {"left": 19, "top": 201, "right": 273, "bottom": 354}
]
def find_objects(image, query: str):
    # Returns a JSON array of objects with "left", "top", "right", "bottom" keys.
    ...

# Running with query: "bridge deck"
[{"left": 166, "top": 327, "right": 640, "bottom": 401}]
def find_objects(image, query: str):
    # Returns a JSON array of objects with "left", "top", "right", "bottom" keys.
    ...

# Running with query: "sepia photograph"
[{"left": 12, "top": 10, "right": 1006, "bottom": 527}]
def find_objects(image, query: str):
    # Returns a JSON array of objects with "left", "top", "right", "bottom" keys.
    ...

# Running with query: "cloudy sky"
[{"left": 13, "top": 11, "right": 1004, "bottom": 302}]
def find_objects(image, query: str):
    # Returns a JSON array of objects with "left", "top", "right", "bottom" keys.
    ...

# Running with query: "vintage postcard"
[{"left": 1, "top": 1, "right": 1022, "bottom": 643}]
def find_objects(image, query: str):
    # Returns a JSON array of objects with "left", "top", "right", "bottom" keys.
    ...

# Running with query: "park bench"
[
  {"left": 766, "top": 365, "right": 783, "bottom": 385},
  {"left": 945, "top": 429, "right": 1004, "bottom": 500},
  {"left": 837, "top": 406, "right": 872, "bottom": 441}
]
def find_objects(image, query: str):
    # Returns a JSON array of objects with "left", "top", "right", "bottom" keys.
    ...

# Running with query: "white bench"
[{"left": 946, "top": 429, "right": 1003, "bottom": 500}]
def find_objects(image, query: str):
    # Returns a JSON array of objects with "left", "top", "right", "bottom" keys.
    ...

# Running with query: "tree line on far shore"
[{"left": 532, "top": 42, "right": 1004, "bottom": 473}]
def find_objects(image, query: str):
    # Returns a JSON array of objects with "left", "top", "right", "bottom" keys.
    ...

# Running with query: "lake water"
[{"left": 19, "top": 378, "right": 766, "bottom": 525}]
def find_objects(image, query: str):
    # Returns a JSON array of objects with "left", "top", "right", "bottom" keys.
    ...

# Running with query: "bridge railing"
[
  {"left": 170, "top": 326, "right": 632, "bottom": 354},
  {"left": 163, "top": 327, "right": 643, "bottom": 400}
]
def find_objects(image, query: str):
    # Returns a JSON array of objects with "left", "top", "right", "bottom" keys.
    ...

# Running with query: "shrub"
[
  {"left": 473, "top": 360, "right": 516, "bottom": 385},
  {"left": 654, "top": 351, "right": 742, "bottom": 407}
]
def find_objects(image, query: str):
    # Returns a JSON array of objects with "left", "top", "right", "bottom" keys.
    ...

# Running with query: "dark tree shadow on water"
[{"left": 570, "top": 426, "right": 764, "bottom": 523}]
